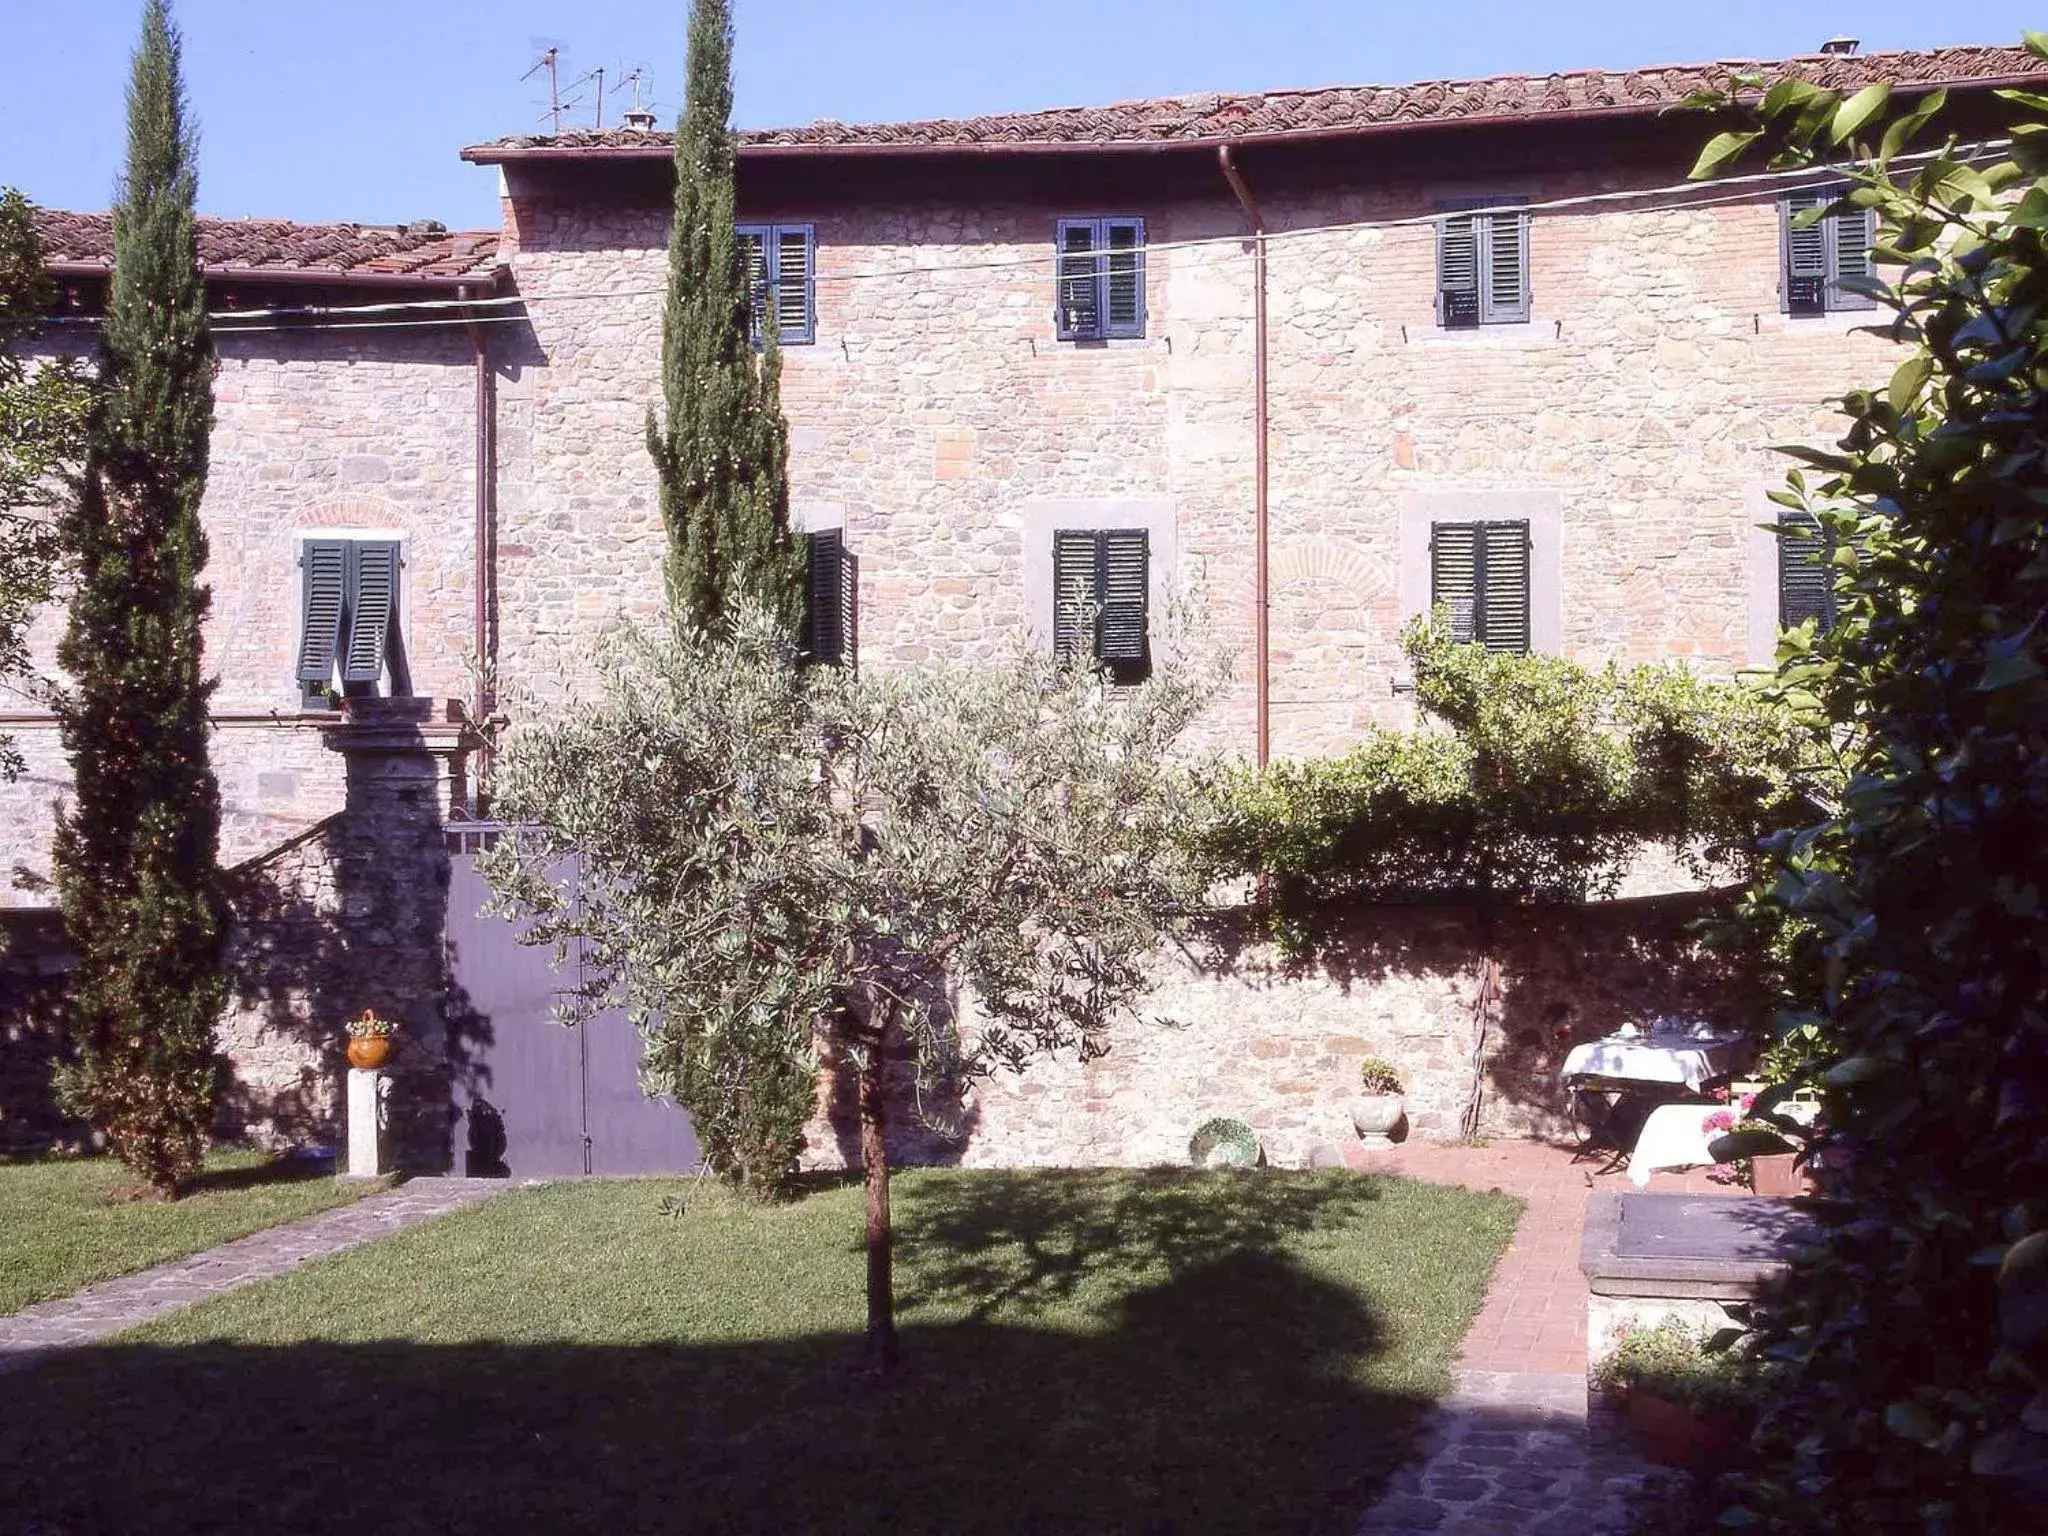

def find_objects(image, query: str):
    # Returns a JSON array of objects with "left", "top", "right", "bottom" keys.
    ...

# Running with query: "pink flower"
[
  {"left": 1739, "top": 1093, "right": 1758, "bottom": 1113},
  {"left": 1712, "top": 1087, "right": 1731, "bottom": 1103},
  {"left": 1704, "top": 1110, "right": 1735, "bottom": 1133}
]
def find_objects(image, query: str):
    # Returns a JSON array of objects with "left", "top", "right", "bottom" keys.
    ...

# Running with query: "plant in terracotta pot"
[
  {"left": 1351, "top": 1057, "right": 1405, "bottom": 1149},
  {"left": 1594, "top": 1320, "right": 1766, "bottom": 1473},
  {"left": 1706, "top": 1082, "right": 1823, "bottom": 1197},
  {"left": 345, "top": 1009, "right": 397, "bottom": 1071}
]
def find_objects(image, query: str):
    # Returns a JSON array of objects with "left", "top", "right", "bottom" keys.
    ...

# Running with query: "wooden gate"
[{"left": 444, "top": 854, "right": 699, "bottom": 1180}]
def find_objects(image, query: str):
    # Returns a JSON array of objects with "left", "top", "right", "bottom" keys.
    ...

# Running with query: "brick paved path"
[
  {"left": 1346, "top": 1142, "right": 1730, "bottom": 1534},
  {"left": 0, "top": 1176, "right": 503, "bottom": 1375}
]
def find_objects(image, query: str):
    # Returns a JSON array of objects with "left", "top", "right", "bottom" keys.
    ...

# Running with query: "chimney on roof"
[
  {"left": 622, "top": 107, "right": 657, "bottom": 131},
  {"left": 1819, "top": 36, "right": 1860, "bottom": 56}
]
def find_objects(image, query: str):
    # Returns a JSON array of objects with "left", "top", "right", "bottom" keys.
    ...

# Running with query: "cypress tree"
[
  {"left": 52, "top": 0, "right": 227, "bottom": 1197},
  {"left": 647, "top": 0, "right": 804, "bottom": 633}
]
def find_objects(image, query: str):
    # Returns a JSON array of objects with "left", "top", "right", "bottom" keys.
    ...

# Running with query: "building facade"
[{"left": 3, "top": 43, "right": 2040, "bottom": 1159}]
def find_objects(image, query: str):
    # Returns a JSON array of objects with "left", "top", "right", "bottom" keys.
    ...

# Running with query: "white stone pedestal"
[{"left": 346, "top": 1067, "right": 389, "bottom": 1178}]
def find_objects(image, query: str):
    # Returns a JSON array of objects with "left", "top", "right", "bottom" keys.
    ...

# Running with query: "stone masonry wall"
[
  {"left": 806, "top": 892, "right": 1744, "bottom": 1172},
  {"left": 0, "top": 330, "right": 479, "bottom": 907},
  {"left": 493, "top": 159, "right": 1895, "bottom": 766}
]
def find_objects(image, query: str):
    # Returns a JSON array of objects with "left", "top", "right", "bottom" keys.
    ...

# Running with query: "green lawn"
[
  {"left": 0, "top": 1149, "right": 368, "bottom": 1316},
  {"left": 0, "top": 1167, "right": 1520, "bottom": 1536}
]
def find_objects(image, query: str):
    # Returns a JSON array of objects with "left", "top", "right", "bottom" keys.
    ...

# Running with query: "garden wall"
[{"left": 808, "top": 890, "right": 1747, "bottom": 1172}]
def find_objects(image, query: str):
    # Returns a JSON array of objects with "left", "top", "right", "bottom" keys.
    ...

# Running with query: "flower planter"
[
  {"left": 1625, "top": 1391, "right": 1748, "bottom": 1472},
  {"left": 347, "top": 1036, "right": 392, "bottom": 1071},
  {"left": 1351, "top": 1094, "right": 1405, "bottom": 1149},
  {"left": 1750, "top": 1151, "right": 1812, "bottom": 1197}
]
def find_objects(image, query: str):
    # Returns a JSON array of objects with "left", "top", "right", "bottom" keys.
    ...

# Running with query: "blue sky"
[{"left": 2, "top": 2, "right": 2038, "bottom": 229}]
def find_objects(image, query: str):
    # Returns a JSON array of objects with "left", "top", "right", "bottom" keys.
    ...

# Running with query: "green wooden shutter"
[
  {"left": 1104, "top": 219, "right": 1145, "bottom": 338},
  {"left": 1778, "top": 512, "right": 1834, "bottom": 629},
  {"left": 1053, "top": 530, "right": 1098, "bottom": 661},
  {"left": 1098, "top": 529, "right": 1150, "bottom": 673},
  {"left": 1480, "top": 520, "right": 1531, "bottom": 653},
  {"left": 804, "top": 529, "right": 847, "bottom": 664},
  {"left": 1056, "top": 220, "right": 1102, "bottom": 340},
  {"left": 1480, "top": 211, "right": 1530, "bottom": 325},
  {"left": 296, "top": 539, "right": 348, "bottom": 706},
  {"left": 774, "top": 226, "right": 815, "bottom": 343},
  {"left": 1783, "top": 192, "right": 1829, "bottom": 316},
  {"left": 1827, "top": 203, "right": 1878, "bottom": 311},
  {"left": 736, "top": 228, "right": 769, "bottom": 343},
  {"left": 1438, "top": 214, "right": 1480, "bottom": 328},
  {"left": 1431, "top": 522, "right": 1481, "bottom": 642},
  {"left": 342, "top": 541, "right": 401, "bottom": 687}
]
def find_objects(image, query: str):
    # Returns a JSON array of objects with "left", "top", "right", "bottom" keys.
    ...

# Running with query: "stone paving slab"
[{"left": 0, "top": 1176, "right": 505, "bottom": 1375}]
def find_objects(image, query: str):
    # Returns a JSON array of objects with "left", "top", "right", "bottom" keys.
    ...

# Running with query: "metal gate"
[{"left": 445, "top": 855, "right": 700, "bottom": 1180}]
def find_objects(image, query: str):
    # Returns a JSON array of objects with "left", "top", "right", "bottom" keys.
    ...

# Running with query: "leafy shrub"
[
  {"left": 1689, "top": 50, "right": 2048, "bottom": 1534},
  {"left": 1197, "top": 618, "right": 1813, "bottom": 908},
  {"left": 1593, "top": 1320, "right": 1765, "bottom": 1420},
  {"left": 1357, "top": 1057, "right": 1403, "bottom": 1095}
]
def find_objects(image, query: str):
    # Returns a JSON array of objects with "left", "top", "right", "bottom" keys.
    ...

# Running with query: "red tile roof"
[
  {"left": 34, "top": 210, "right": 502, "bottom": 285},
  {"left": 465, "top": 44, "right": 2044, "bottom": 160}
]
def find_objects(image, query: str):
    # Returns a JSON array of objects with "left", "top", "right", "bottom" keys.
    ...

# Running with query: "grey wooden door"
[{"left": 445, "top": 855, "right": 699, "bottom": 1179}]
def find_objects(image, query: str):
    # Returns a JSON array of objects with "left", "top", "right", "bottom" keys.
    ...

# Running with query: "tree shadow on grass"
[
  {"left": 0, "top": 1248, "right": 1424, "bottom": 1536},
  {"left": 896, "top": 1165, "right": 1389, "bottom": 1319},
  {"left": 174, "top": 1153, "right": 335, "bottom": 1198}
]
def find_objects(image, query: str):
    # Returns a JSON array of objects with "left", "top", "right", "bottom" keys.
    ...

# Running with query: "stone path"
[
  {"left": 1344, "top": 1142, "right": 1727, "bottom": 1534},
  {"left": 0, "top": 1176, "right": 502, "bottom": 1375}
]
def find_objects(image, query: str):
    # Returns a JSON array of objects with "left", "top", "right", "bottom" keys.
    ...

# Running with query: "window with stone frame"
[
  {"left": 1052, "top": 528, "right": 1150, "bottom": 680},
  {"left": 736, "top": 223, "right": 816, "bottom": 345},
  {"left": 296, "top": 538, "right": 411, "bottom": 710},
  {"left": 1436, "top": 199, "right": 1530, "bottom": 328},
  {"left": 1054, "top": 217, "right": 1146, "bottom": 341},
  {"left": 1429, "top": 519, "right": 1531, "bottom": 652}
]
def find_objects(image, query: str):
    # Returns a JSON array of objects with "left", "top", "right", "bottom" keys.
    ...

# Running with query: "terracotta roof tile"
[
  {"left": 465, "top": 44, "right": 2045, "bottom": 158},
  {"left": 33, "top": 210, "right": 502, "bottom": 283}
]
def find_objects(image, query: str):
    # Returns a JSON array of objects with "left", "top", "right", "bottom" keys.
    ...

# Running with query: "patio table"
[
  {"left": 1559, "top": 1027, "right": 1752, "bottom": 1094},
  {"left": 1628, "top": 1096, "right": 1822, "bottom": 1187}
]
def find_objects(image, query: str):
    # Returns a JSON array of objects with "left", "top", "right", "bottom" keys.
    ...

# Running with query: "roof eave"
[
  {"left": 461, "top": 68, "right": 2026, "bottom": 167},
  {"left": 47, "top": 259, "right": 507, "bottom": 291}
]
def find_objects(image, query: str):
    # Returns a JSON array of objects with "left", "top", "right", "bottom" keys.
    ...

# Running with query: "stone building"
[{"left": 3, "top": 43, "right": 2039, "bottom": 1165}]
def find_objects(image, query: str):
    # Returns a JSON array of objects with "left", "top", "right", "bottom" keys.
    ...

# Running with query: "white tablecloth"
[
  {"left": 1628, "top": 1103, "right": 1723, "bottom": 1187},
  {"left": 1560, "top": 1032, "right": 1752, "bottom": 1093}
]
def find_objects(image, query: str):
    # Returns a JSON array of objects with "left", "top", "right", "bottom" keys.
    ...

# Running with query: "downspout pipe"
[
  {"left": 457, "top": 283, "right": 495, "bottom": 800},
  {"left": 1218, "top": 144, "right": 1270, "bottom": 768}
]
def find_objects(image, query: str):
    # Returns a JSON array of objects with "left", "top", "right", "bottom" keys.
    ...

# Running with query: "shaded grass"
[
  {"left": 0, "top": 1149, "right": 366, "bottom": 1316},
  {"left": 1, "top": 1167, "right": 1521, "bottom": 1535}
]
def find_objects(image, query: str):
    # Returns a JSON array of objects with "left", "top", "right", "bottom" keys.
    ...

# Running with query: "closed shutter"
[
  {"left": 774, "top": 226, "right": 815, "bottom": 343},
  {"left": 737, "top": 228, "right": 770, "bottom": 343},
  {"left": 1104, "top": 218, "right": 1145, "bottom": 338},
  {"left": 1431, "top": 522, "right": 1481, "bottom": 642},
  {"left": 342, "top": 541, "right": 401, "bottom": 686},
  {"left": 1098, "top": 529, "right": 1149, "bottom": 670},
  {"left": 1827, "top": 202, "right": 1878, "bottom": 311},
  {"left": 1056, "top": 220, "right": 1101, "bottom": 340},
  {"left": 1480, "top": 520, "right": 1531, "bottom": 653},
  {"left": 804, "top": 528, "right": 848, "bottom": 664},
  {"left": 1438, "top": 214, "right": 1480, "bottom": 328},
  {"left": 1480, "top": 211, "right": 1530, "bottom": 325},
  {"left": 1052, "top": 530, "right": 1097, "bottom": 661},
  {"left": 1784, "top": 192, "right": 1830, "bottom": 316},
  {"left": 1778, "top": 512, "right": 1834, "bottom": 629},
  {"left": 296, "top": 539, "right": 348, "bottom": 705}
]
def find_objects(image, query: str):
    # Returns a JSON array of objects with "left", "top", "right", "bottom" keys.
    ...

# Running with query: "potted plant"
[
  {"left": 1707, "top": 1082, "right": 1822, "bottom": 1196},
  {"left": 345, "top": 1008, "right": 397, "bottom": 1071},
  {"left": 1351, "top": 1057, "right": 1405, "bottom": 1148},
  {"left": 1188, "top": 1116, "right": 1262, "bottom": 1169},
  {"left": 1593, "top": 1320, "right": 1762, "bottom": 1472}
]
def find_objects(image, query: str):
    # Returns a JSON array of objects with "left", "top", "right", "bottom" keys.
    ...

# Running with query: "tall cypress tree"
[
  {"left": 647, "top": 0, "right": 804, "bottom": 633},
  {"left": 52, "top": 0, "right": 226, "bottom": 1197}
]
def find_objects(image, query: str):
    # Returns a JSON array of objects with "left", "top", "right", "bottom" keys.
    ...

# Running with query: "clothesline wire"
[{"left": 37, "top": 137, "right": 2009, "bottom": 335}]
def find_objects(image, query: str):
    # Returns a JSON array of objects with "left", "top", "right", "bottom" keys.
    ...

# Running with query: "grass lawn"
[
  {"left": 0, "top": 1149, "right": 367, "bottom": 1316},
  {"left": 0, "top": 1167, "right": 1520, "bottom": 1536}
]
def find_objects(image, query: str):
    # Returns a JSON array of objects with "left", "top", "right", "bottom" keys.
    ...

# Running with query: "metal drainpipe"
[
  {"left": 457, "top": 283, "right": 494, "bottom": 807},
  {"left": 1217, "top": 144, "right": 1270, "bottom": 767}
]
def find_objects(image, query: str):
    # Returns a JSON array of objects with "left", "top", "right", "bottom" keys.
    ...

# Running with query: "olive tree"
[{"left": 480, "top": 608, "right": 1216, "bottom": 1368}]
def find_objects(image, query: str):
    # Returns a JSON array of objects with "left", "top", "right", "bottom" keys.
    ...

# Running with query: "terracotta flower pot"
[
  {"left": 1626, "top": 1391, "right": 1748, "bottom": 1472},
  {"left": 347, "top": 1036, "right": 392, "bottom": 1071},
  {"left": 1351, "top": 1094, "right": 1405, "bottom": 1148},
  {"left": 1751, "top": 1151, "right": 1813, "bottom": 1197}
]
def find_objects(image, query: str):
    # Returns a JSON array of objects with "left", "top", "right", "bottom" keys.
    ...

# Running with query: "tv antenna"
[
  {"left": 523, "top": 46, "right": 570, "bottom": 134},
  {"left": 617, "top": 65, "right": 656, "bottom": 129},
  {"left": 569, "top": 66, "right": 608, "bottom": 130}
]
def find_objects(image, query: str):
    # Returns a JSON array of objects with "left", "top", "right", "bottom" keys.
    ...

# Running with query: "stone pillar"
[
  {"left": 345, "top": 1066, "right": 389, "bottom": 1177},
  {"left": 320, "top": 698, "right": 477, "bottom": 1173}
]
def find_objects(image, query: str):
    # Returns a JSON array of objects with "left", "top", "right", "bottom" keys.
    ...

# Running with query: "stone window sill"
[{"left": 1405, "top": 316, "right": 1563, "bottom": 348}]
